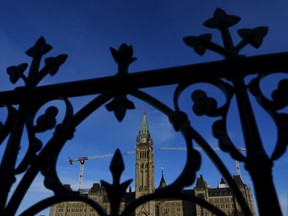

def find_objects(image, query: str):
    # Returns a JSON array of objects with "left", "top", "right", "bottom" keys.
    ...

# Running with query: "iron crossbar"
[{"left": 0, "top": 52, "right": 288, "bottom": 106}]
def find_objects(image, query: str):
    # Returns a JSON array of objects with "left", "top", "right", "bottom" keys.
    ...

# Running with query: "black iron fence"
[{"left": 0, "top": 8, "right": 287, "bottom": 216}]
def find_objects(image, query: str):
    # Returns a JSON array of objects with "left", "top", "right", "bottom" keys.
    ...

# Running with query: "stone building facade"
[
  {"left": 49, "top": 183, "right": 134, "bottom": 216},
  {"left": 50, "top": 113, "right": 256, "bottom": 216},
  {"left": 193, "top": 175, "right": 256, "bottom": 216}
]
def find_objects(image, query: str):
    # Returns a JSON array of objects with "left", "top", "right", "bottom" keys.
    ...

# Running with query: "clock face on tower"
[{"left": 141, "top": 138, "right": 147, "bottom": 143}]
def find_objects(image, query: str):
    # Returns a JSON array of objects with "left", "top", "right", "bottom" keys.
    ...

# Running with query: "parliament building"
[{"left": 50, "top": 113, "right": 256, "bottom": 216}]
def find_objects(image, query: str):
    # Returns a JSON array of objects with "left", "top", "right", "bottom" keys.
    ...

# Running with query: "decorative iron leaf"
[
  {"left": 101, "top": 149, "right": 133, "bottom": 215},
  {"left": 191, "top": 90, "right": 217, "bottom": 116},
  {"left": 110, "top": 43, "right": 135, "bottom": 63},
  {"left": 6, "top": 63, "right": 28, "bottom": 84},
  {"left": 204, "top": 8, "right": 240, "bottom": 29},
  {"left": 45, "top": 54, "right": 68, "bottom": 76},
  {"left": 110, "top": 43, "right": 137, "bottom": 73},
  {"left": 110, "top": 149, "right": 124, "bottom": 181},
  {"left": 238, "top": 27, "right": 268, "bottom": 48},
  {"left": 25, "top": 36, "right": 52, "bottom": 57},
  {"left": 183, "top": 34, "right": 212, "bottom": 55},
  {"left": 35, "top": 106, "right": 58, "bottom": 132},
  {"left": 119, "top": 43, "right": 133, "bottom": 60},
  {"left": 106, "top": 94, "right": 135, "bottom": 122}
]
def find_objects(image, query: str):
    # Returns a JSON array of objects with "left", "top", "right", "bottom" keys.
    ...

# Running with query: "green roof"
[{"left": 139, "top": 112, "right": 149, "bottom": 134}]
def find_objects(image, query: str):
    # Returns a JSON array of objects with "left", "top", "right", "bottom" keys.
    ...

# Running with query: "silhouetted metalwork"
[{"left": 0, "top": 8, "right": 287, "bottom": 216}]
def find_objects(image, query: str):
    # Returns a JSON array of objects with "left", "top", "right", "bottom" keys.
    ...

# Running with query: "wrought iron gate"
[{"left": 0, "top": 8, "right": 287, "bottom": 216}]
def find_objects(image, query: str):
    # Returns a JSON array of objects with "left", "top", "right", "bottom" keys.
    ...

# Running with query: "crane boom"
[
  {"left": 159, "top": 147, "right": 220, "bottom": 151},
  {"left": 68, "top": 151, "right": 136, "bottom": 190},
  {"left": 159, "top": 146, "right": 246, "bottom": 179},
  {"left": 68, "top": 154, "right": 114, "bottom": 164},
  {"left": 159, "top": 146, "right": 246, "bottom": 151},
  {"left": 68, "top": 153, "right": 115, "bottom": 190}
]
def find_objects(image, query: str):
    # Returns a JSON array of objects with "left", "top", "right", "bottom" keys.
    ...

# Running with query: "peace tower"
[{"left": 135, "top": 112, "right": 155, "bottom": 215}]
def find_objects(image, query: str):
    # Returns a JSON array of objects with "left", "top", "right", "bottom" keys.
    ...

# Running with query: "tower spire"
[
  {"left": 139, "top": 111, "right": 149, "bottom": 134},
  {"left": 158, "top": 167, "right": 167, "bottom": 189}
]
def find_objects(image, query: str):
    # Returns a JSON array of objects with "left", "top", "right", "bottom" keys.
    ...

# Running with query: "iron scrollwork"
[
  {"left": 0, "top": 7, "right": 287, "bottom": 216},
  {"left": 182, "top": 8, "right": 285, "bottom": 216}
]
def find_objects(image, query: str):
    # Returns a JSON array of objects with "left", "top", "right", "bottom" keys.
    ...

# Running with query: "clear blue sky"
[{"left": 0, "top": 1, "right": 288, "bottom": 215}]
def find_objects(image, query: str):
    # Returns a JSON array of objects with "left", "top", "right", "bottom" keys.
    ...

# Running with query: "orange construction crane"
[
  {"left": 68, "top": 151, "right": 135, "bottom": 191},
  {"left": 159, "top": 146, "right": 246, "bottom": 179}
]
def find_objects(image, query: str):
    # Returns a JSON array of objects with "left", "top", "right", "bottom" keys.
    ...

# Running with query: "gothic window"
[{"left": 139, "top": 151, "right": 148, "bottom": 159}]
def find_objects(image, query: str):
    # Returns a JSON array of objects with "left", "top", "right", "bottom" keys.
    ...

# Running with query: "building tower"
[{"left": 135, "top": 112, "right": 155, "bottom": 215}]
